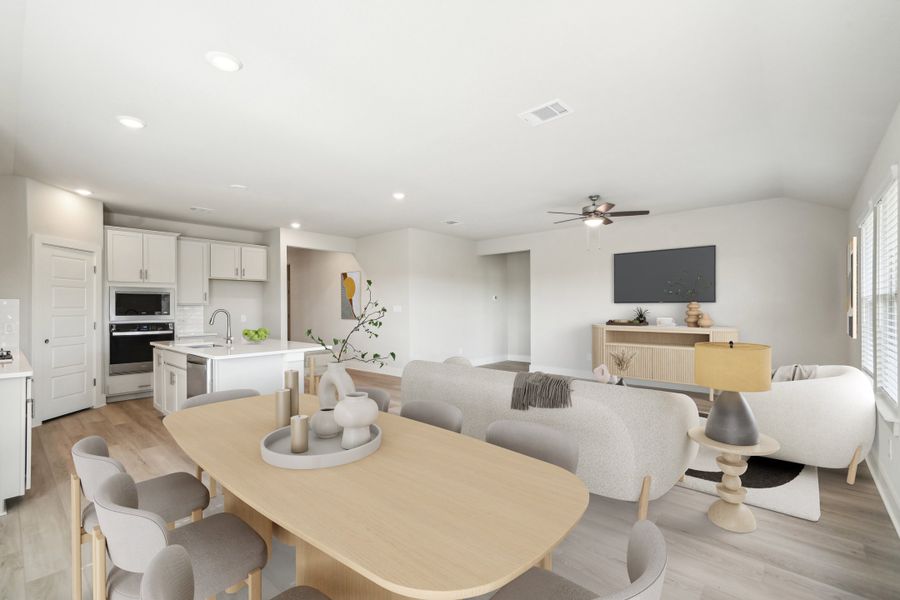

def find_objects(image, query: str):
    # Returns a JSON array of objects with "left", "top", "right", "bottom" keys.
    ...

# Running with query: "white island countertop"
[
  {"left": 0, "top": 351, "right": 33, "bottom": 380},
  {"left": 151, "top": 339, "right": 324, "bottom": 361}
]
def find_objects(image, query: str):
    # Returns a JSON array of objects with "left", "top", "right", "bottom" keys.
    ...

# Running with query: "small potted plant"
[
  {"left": 609, "top": 349, "right": 637, "bottom": 386},
  {"left": 632, "top": 306, "right": 649, "bottom": 325}
]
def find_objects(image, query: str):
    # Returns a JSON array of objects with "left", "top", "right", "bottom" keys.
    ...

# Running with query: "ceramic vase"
[
  {"left": 685, "top": 301, "right": 702, "bottom": 327},
  {"left": 310, "top": 408, "right": 342, "bottom": 439},
  {"left": 334, "top": 391, "right": 379, "bottom": 450},
  {"left": 318, "top": 362, "right": 355, "bottom": 409},
  {"left": 698, "top": 312, "right": 713, "bottom": 328}
]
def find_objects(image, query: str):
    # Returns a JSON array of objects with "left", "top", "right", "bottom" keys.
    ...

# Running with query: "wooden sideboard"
[{"left": 591, "top": 324, "right": 739, "bottom": 386}]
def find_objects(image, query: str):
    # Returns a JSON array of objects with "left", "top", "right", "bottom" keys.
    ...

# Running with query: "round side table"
[{"left": 687, "top": 426, "right": 780, "bottom": 533}]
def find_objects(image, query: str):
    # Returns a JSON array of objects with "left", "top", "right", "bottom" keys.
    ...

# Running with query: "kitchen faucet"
[{"left": 209, "top": 309, "right": 233, "bottom": 345}]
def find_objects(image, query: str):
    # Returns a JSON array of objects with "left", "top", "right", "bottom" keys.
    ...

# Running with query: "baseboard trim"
[
  {"left": 507, "top": 354, "right": 531, "bottom": 363},
  {"left": 528, "top": 364, "right": 595, "bottom": 379},
  {"left": 866, "top": 454, "right": 900, "bottom": 540}
]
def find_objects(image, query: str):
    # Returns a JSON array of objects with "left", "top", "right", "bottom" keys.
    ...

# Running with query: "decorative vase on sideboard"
[
  {"left": 334, "top": 391, "right": 379, "bottom": 449},
  {"left": 685, "top": 302, "right": 702, "bottom": 327},
  {"left": 318, "top": 362, "right": 355, "bottom": 409},
  {"left": 698, "top": 312, "right": 714, "bottom": 328}
]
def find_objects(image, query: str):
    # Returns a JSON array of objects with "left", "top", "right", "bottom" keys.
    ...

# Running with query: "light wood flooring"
[{"left": 2, "top": 371, "right": 899, "bottom": 600}]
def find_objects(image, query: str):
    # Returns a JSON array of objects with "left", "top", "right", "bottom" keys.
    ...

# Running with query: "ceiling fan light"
[{"left": 584, "top": 216, "right": 604, "bottom": 228}]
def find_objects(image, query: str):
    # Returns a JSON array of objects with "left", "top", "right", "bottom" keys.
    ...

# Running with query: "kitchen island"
[{"left": 150, "top": 338, "right": 323, "bottom": 415}]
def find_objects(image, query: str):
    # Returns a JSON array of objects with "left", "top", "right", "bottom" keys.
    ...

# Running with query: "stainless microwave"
[{"left": 109, "top": 288, "right": 174, "bottom": 322}]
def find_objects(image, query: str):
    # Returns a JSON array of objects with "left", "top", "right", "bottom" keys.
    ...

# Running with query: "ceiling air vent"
[{"left": 518, "top": 99, "right": 573, "bottom": 126}]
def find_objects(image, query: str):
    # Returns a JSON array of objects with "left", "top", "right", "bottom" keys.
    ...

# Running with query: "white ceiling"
[{"left": 3, "top": 0, "right": 900, "bottom": 239}]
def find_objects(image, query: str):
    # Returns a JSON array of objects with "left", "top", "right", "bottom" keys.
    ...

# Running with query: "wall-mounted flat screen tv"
[{"left": 614, "top": 245, "right": 716, "bottom": 303}]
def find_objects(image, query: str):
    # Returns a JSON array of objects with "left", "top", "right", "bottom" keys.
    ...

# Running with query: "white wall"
[
  {"left": 505, "top": 251, "right": 531, "bottom": 361},
  {"left": 286, "top": 247, "right": 360, "bottom": 343},
  {"left": 847, "top": 101, "right": 900, "bottom": 535},
  {"left": 479, "top": 197, "right": 849, "bottom": 376}
]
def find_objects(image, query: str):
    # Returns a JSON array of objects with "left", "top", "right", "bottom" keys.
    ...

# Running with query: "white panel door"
[
  {"left": 209, "top": 243, "right": 240, "bottom": 279},
  {"left": 106, "top": 229, "right": 143, "bottom": 283},
  {"left": 177, "top": 240, "right": 209, "bottom": 304},
  {"left": 35, "top": 244, "right": 96, "bottom": 421},
  {"left": 240, "top": 246, "right": 268, "bottom": 281},
  {"left": 143, "top": 234, "right": 177, "bottom": 284}
]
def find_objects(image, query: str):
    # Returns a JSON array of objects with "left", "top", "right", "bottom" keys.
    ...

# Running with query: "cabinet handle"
[
  {"left": 235, "top": 267, "right": 239, "bottom": 277},
  {"left": 145, "top": 269, "right": 149, "bottom": 281},
  {"left": 170, "top": 372, "right": 175, "bottom": 385},
  {"left": 203, "top": 292, "right": 207, "bottom": 302},
  {"left": 242, "top": 267, "right": 245, "bottom": 277}
]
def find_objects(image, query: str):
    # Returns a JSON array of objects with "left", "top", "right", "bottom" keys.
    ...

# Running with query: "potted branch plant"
[
  {"left": 609, "top": 348, "right": 636, "bottom": 386},
  {"left": 307, "top": 279, "right": 396, "bottom": 409},
  {"left": 664, "top": 272, "right": 712, "bottom": 327}
]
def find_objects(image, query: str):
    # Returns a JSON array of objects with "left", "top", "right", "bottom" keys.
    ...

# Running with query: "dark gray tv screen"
[{"left": 614, "top": 245, "right": 716, "bottom": 303}]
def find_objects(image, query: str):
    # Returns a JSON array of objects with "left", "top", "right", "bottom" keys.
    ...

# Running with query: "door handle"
[{"left": 44, "top": 339, "right": 49, "bottom": 344}]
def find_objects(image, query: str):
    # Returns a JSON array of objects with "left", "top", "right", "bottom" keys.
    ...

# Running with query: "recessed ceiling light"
[
  {"left": 117, "top": 115, "right": 146, "bottom": 129},
  {"left": 190, "top": 206, "right": 215, "bottom": 213},
  {"left": 228, "top": 184, "right": 248, "bottom": 190},
  {"left": 392, "top": 192, "right": 406, "bottom": 201},
  {"left": 290, "top": 222, "right": 301, "bottom": 229},
  {"left": 205, "top": 51, "right": 243, "bottom": 73},
  {"left": 73, "top": 188, "right": 92, "bottom": 197},
  {"left": 443, "top": 219, "right": 462, "bottom": 226}
]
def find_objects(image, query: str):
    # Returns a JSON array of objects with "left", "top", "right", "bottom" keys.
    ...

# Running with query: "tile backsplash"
[
  {"left": 176, "top": 305, "right": 205, "bottom": 336},
  {"left": 0, "top": 299, "right": 20, "bottom": 349}
]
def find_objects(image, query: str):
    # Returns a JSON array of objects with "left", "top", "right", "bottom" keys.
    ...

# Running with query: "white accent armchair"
[{"left": 742, "top": 365, "right": 875, "bottom": 483}]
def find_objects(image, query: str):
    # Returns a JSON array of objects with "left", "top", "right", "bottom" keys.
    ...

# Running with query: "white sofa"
[
  {"left": 401, "top": 360, "right": 700, "bottom": 515},
  {"left": 743, "top": 365, "right": 875, "bottom": 482}
]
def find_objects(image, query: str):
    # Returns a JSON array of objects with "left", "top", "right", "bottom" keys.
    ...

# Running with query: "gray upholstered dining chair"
[
  {"left": 443, "top": 355, "right": 473, "bottom": 367},
  {"left": 181, "top": 387, "right": 259, "bottom": 497},
  {"left": 141, "top": 544, "right": 332, "bottom": 600},
  {"left": 356, "top": 386, "right": 391, "bottom": 412},
  {"left": 70, "top": 436, "right": 210, "bottom": 600},
  {"left": 485, "top": 420, "right": 580, "bottom": 474},
  {"left": 400, "top": 400, "right": 463, "bottom": 433},
  {"left": 492, "top": 520, "right": 667, "bottom": 600},
  {"left": 95, "top": 473, "right": 268, "bottom": 600}
]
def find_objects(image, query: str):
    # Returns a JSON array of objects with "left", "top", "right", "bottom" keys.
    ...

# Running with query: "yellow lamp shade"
[{"left": 694, "top": 342, "right": 772, "bottom": 392}]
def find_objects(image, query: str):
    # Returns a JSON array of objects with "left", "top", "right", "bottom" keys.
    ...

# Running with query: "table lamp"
[{"left": 694, "top": 341, "right": 771, "bottom": 445}]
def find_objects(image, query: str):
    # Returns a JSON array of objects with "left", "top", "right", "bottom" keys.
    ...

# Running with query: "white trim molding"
[{"left": 867, "top": 454, "right": 900, "bottom": 539}]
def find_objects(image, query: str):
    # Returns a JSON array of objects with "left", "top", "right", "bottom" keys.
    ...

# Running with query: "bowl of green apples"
[{"left": 242, "top": 327, "right": 269, "bottom": 344}]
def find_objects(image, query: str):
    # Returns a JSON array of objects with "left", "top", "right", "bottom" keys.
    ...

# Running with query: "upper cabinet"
[
  {"left": 106, "top": 228, "right": 178, "bottom": 284},
  {"left": 209, "top": 243, "right": 267, "bottom": 282},
  {"left": 177, "top": 239, "right": 209, "bottom": 304}
]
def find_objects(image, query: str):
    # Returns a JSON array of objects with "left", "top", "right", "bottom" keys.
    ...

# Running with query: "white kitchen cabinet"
[
  {"left": 0, "top": 354, "right": 32, "bottom": 516},
  {"left": 143, "top": 234, "right": 177, "bottom": 284},
  {"left": 209, "top": 243, "right": 268, "bottom": 282},
  {"left": 107, "top": 229, "right": 144, "bottom": 283},
  {"left": 163, "top": 362, "right": 186, "bottom": 414},
  {"left": 209, "top": 243, "right": 241, "bottom": 280},
  {"left": 152, "top": 349, "right": 165, "bottom": 411},
  {"left": 106, "top": 227, "right": 178, "bottom": 284},
  {"left": 177, "top": 240, "right": 209, "bottom": 305},
  {"left": 241, "top": 246, "right": 268, "bottom": 281}
]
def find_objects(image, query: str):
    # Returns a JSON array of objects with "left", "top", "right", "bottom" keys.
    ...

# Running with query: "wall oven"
[
  {"left": 109, "top": 288, "right": 173, "bottom": 323},
  {"left": 108, "top": 322, "right": 175, "bottom": 375}
]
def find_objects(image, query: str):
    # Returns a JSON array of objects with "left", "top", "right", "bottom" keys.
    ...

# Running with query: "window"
[{"left": 860, "top": 177, "right": 900, "bottom": 403}]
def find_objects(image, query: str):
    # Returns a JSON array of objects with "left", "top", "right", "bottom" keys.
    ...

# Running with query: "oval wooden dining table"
[{"left": 164, "top": 393, "right": 589, "bottom": 600}]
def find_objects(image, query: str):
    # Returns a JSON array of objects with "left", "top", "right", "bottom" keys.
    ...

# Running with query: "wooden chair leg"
[
  {"left": 637, "top": 475, "right": 651, "bottom": 521},
  {"left": 248, "top": 568, "right": 262, "bottom": 600},
  {"left": 540, "top": 553, "right": 552, "bottom": 571},
  {"left": 847, "top": 446, "right": 862, "bottom": 485},
  {"left": 191, "top": 508, "right": 203, "bottom": 522},
  {"left": 91, "top": 527, "right": 106, "bottom": 600},
  {"left": 71, "top": 474, "right": 82, "bottom": 600}
]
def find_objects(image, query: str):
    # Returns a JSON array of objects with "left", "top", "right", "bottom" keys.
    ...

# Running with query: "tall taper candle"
[
  {"left": 275, "top": 388, "right": 291, "bottom": 428},
  {"left": 291, "top": 414, "right": 309, "bottom": 453},
  {"left": 284, "top": 370, "right": 300, "bottom": 415}
]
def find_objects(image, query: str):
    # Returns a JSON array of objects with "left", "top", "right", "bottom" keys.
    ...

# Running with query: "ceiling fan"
[{"left": 548, "top": 195, "right": 650, "bottom": 227}]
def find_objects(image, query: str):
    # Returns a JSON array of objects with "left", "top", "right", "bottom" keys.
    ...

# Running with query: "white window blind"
[
  {"left": 861, "top": 212, "right": 874, "bottom": 374},
  {"left": 876, "top": 180, "right": 899, "bottom": 402}
]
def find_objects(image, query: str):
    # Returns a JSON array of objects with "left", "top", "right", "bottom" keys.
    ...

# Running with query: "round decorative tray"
[{"left": 260, "top": 424, "right": 381, "bottom": 470}]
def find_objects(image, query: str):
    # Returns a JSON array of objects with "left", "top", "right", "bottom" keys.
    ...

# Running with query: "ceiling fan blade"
[
  {"left": 604, "top": 210, "right": 650, "bottom": 217},
  {"left": 554, "top": 217, "right": 586, "bottom": 224},
  {"left": 602, "top": 217, "right": 613, "bottom": 225},
  {"left": 547, "top": 211, "right": 586, "bottom": 216},
  {"left": 596, "top": 202, "right": 614, "bottom": 213}
]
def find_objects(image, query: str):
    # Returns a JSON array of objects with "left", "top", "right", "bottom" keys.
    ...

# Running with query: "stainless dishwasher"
[{"left": 186, "top": 355, "right": 211, "bottom": 399}]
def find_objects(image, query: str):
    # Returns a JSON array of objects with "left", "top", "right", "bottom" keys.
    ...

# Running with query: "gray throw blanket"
[
  {"left": 511, "top": 371, "right": 573, "bottom": 410},
  {"left": 772, "top": 364, "right": 819, "bottom": 382}
]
